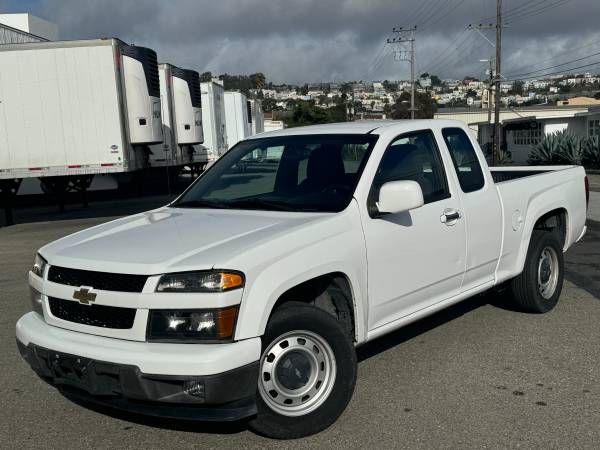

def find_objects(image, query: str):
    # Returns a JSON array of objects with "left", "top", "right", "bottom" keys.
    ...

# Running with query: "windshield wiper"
[
  {"left": 170, "top": 199, "right": 232, "bottom": 209},
  {"left": 226, "top": 198, "right": 298, "bottom": 211}
]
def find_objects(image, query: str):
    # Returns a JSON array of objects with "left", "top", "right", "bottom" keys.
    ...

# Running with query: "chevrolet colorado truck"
[{"left": 16, "top": 120, "right": 588, "bottom": 438}]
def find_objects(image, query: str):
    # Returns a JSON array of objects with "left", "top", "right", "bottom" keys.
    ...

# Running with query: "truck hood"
[{"left": 40, "top": 207, "right": 331, "bottom": 274}]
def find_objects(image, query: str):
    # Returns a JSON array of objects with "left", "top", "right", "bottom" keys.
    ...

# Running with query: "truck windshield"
[{"left": 172, "top": 134, "right": 378, "bottom": 212}]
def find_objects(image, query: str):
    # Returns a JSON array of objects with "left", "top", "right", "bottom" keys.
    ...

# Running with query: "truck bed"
[{"left": 490, "top": 166, "right": 573, "bottom": 183}]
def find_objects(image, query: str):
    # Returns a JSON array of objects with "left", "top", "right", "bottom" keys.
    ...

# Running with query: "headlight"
[
  {"left": 147, "top": 307, "right": 238, "bottom": 342},
  {"left": 32, "top": 253, "right": 47, "bottom": 278},
  {"left": 155, "top": 270, "right": 244, "bottom": 293}
]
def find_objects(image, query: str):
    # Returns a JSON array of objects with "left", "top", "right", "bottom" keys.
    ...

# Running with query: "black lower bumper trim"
[
  {"left": 17, "top": 340, "right": 258, "bottom": 421},
  {"left": 61, "top": 387, "right": 257, "bottom": 421}
]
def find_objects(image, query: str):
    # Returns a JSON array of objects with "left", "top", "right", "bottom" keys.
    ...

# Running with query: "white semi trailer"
[
  {"left": 249, "top": 99, "right": 264, "bottom": 135},
  {"left": 149, "top": 63, "right": 203, "bottom": 173},
  {"left": 0, "top": 38, "right": 162, "bottom": 223},
  {"left": 192, "top": 81, "right": 228, "bottom": 174},
  {"left": 224, "top": 91, "right": 251, "bottom": 148}
]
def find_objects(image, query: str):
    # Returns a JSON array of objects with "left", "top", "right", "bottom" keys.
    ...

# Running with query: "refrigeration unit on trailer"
[
  {"left": 0, "top": 38, "right": 162, "bottom": 224},
  {"left": 224, "top": 91, "right": 251, "bottom": 148},
  {"left": 149, "top": 64, "right": 203, "bottom": 172},
  {"left": 192, "top": 81, "right": 228, "bottom": 173}
]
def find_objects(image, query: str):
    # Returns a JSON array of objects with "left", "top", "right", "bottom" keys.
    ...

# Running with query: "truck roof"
[{"left": 247, "top": 119, "right": 468, "bottom": 139}]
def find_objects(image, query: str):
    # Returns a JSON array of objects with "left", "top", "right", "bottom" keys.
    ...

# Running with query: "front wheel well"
[
  {"left": 533, "top": 208, "right": 567, "bottom": 248},
  {"left": 270, "top": 272, "right": 356, "bottom": 341}
]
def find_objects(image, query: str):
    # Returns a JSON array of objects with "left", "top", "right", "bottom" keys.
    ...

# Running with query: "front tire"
[
  {"left": 509, "top": 230, "right": 564, "bottom": 313},
  {"left": 248, "top": 303, "right": 357, "bottom": 439}
]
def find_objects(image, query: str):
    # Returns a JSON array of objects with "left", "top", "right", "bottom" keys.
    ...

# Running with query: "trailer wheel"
[
  {"left": 510, "top": 230, "right": 564, "bottom": 313},
  {"left": 248, "top": 302, "right": 356, "bottom": 439}
]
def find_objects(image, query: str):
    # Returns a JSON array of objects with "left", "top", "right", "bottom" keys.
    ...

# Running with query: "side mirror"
[{"left": 376, "top": 180, "right": 424, "bottom": 215}]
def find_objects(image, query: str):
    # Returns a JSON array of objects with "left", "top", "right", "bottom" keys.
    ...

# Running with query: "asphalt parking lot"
[{"left": 1, "top": 194, "right": 599, "bottom": 449}]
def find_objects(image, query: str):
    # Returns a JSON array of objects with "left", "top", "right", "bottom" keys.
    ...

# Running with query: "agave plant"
[
  {"left": 556, "top": 132, "right": 583, "bottom": 165},
  {"left": 529, "top": 131, "right": 562, "bottom": 165},
  {"left": 582, "top": 136, "right": 600, "bottom": 169},
  {"left": 529, "top": 130, "right": 599, "bottom": 167}
]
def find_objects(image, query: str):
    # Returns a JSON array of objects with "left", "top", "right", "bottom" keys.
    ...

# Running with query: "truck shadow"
[{"left": 356, "top": 290, "right": 518, "bottom": 362}]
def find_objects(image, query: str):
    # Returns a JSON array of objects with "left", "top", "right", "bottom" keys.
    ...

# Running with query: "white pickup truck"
[{"left": 16, "top": 120, "right": 588, "bottom": 438}]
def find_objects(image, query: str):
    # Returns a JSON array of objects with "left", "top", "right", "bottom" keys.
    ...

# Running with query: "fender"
[
  {"left": 233, "top": 204, "right": 369, "bottom": 343},
  {"left": 514, "top": 186, "right": 570, "bottom": 278}
]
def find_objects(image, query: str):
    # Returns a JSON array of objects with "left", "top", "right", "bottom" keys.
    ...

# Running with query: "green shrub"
[{"left": 529, "top": 131, "right": 599, "bottom": 168}]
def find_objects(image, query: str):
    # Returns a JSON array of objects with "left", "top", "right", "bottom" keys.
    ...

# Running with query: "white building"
[
  {"left": 0, "top": 13, "right": 58, "bottom": 41},
  {"left": 436, "top": 104, "right": 600, "bottom": 163}
]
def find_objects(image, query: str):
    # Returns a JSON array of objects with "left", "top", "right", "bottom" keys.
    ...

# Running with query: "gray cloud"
[{"left": 5, "top": 0, "right": 600, "bottom": 83}]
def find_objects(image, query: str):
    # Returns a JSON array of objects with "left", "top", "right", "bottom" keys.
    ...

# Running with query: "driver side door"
[{"left": 363, "top": 129, "right": 467, "bottom": 332}]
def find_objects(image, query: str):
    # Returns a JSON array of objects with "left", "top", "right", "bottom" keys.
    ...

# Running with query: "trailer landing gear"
[
  {"left": 0, "top": 178, "right": 22, "bottom": 226},
  {"left": 40, "top": 175, "right": 94, "bottom": 213}
]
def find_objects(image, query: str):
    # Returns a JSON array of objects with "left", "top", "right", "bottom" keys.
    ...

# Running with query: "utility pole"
[
  {"left": 388, "top": 27, "right": 417, "bottom": 119},
  {"left": 479, "top": 59, "right": 494, "bottom": 125},
  {"left": 492, "top": 0, "right": 503, "bottom": 165}
]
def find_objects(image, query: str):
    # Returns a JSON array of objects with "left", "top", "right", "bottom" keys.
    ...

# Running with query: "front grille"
[
  {"left": 49, "top": 297, "right": 136, "bottom": 329},
  {"left": 48, "top": 266, "right": 148, "bottom": 293}
]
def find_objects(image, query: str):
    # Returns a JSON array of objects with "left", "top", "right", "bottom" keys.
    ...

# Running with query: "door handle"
[{"left": 440, "top": 209, "right": 461, "bottom": 225}]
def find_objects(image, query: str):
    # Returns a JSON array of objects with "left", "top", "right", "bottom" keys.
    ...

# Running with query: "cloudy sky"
[{"left": 2, "top": 0, "right": 600, "bottom": 84}]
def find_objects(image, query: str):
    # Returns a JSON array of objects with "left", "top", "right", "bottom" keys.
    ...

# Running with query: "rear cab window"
[{"left": 441, "top": 128, "right": 485, "bottom": 193}]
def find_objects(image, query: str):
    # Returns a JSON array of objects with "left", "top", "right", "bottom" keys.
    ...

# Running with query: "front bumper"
[{"left": 16, "top": 312, "right": 261, "bottom": 421}]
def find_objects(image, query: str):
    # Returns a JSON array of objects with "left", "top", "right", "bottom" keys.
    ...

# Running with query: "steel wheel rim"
[
  {"left": 258, "top": 330, "right": 337, "bottom": 417},
  {"left": 538, "top": 246, "right": 559, "bottom": 299}
]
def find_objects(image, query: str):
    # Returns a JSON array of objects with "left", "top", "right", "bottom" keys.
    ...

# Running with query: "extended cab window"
[
  {"left": 370, "top": 130, "right": 450, "bottom": 209},
  {"left": 442, "top": 128, "right": 485, "bottom": 193}
]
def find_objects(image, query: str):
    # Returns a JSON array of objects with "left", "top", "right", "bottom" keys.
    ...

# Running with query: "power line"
[
  {"left": 418, "top": 0, "right": 470, "bottom": 32},
  {"left": 419, "top": 27, "right": 468, "bottom": 72},
  {"left": 505, "top": 38, "right": 600, "bottom": 75},
  {"left": 505, "top": 0, "right": 572, "bottom": 23},
  {"left": 410, "top": 0, "right": 443, "bottom": 27},
  {"left": 505, "top": 50, "right": 600, "bottom": 78},
  {"left": 423, "top": 31, "right": 476, "bottom": 75},
  {"left": 504, "top": 60, "right": 600, "bottom": 81}
]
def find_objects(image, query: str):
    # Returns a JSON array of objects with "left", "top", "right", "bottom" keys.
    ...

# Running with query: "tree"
[
  {"left": 383, "top": 103, "right": 392, "bottom": 117},
  {"left": 382, "top": 80, "right": 398, "bottom": 93},
  {"left": 391, "top": 92, "right": 438, "bottom": 119},
  {"left": 510, "top": 80, "right": 524, "bottom": 96},
  {"left": 283, "top": 101, "right": 347, "bottom": 128},
  {"left": 284, "top": 101, "right": 330, "bottom": 127},
  {"left": 200, "top": 71, "right": 213, "bottom": 82},
  {"left": 296, "top": 84, "right": 309, "bottom": 96},
  {"left": 430, "top": 75, "right": 442, "bottom": 86},
  {"left": 262, "top": 97, "right": 279, "bottom": 112},
  {"left": 249, "top": 72, "right": 266, "bottom": 90}
]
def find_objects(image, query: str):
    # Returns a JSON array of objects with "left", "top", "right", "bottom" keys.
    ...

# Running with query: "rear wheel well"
[
  {"left": 533, "top": 208, "right": 567, "bottom": 248},
  {"left": 271, "top": 273, "right": 355, "bottom": 341}
]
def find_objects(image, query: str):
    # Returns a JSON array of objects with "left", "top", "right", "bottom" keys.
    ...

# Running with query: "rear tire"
[
  {"left": 248, "top": 302, "right": 357, "bottom": 439},
  {"left": 509, "top": 230, "right": 564, "bottom": 313}
]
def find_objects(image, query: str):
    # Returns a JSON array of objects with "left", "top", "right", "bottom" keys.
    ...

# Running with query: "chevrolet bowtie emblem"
[{"left": 73, "top": 287, "right": 97, "bottom": 305}]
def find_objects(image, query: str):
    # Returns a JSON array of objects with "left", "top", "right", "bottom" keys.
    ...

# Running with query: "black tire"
[
  {"left": 510, "top": 230, "right": 564, "bottom": 313},
  {"left": 248, "top": 302, "right": 357, "bottom": 439}
]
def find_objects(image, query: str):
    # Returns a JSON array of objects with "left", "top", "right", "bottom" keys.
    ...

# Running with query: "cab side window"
[
  {"left": 442, "top": 128, "right": 485, "bottom": 193},
  {"left": 371, "top": 130, "right": 450, "bottom": 207}
]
